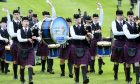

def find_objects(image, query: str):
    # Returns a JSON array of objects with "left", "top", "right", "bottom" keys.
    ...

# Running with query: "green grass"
[{"left": 0, "top": 0, "right": 137, "bottom": 84}]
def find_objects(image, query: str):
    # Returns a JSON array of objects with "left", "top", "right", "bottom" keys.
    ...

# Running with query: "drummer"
[
  {"left": 91, "top": 2, "right": 104, "bottom": 75},
  {"left": 37, "top": 0, "right": 56, "bottom": 74},
  {"left": 123, "top": 11, "right": 140, "bottom": 84},
  {"left": 111, "top": 10, "right": 126, "bottom": 80},
  {"left": 70, "top": 14, "right": 92, "bottom": 84},
  {"left": 59, "top": 18, "right": 73, "bottom": 78},
  {"left": 0, "top": 17, "right": 10, "bottom": 74}
]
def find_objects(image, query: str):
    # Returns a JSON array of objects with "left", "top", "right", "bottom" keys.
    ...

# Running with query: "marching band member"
[
  {"left": 5, "top": 9, "right": 22, "bottom": 80},
  {"left": 0, "top": 17, "right": 9, "bottom": 74},
  {"left": 59, "top": 18, "right": 73, "bottom": 78},
  {"left": 37, "top": 0, "right": 56, "bottom": 74},
  {"left": 111, "top": 10, "right": 126, "bottom": 80},
  {"left": 17, "top": 17, "right": 41, "bottom": 84},
  {"left": 91, "top": 2, "right": 104, "bottom": 75},
  {"left": 70, "top": 14, "right": 92, "bottom": 84},
  {"left": 123, "top": 11, "right": 140, "bottom": 84}
]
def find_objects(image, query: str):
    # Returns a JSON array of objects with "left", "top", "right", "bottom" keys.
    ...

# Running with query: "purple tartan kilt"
[
  {"left": 70, "top": 44, "right": 91, "bottom": 65},
  {"left": 59, "top": 45, "right": 71, "bottom": 60},
  {"left": 17, "top": 45, "right": 35, "bottom": 66},
  {"left": 10, "top": 42, "right": 18, "bottom": 61},
  {"left": 90, "top": 38, "right": 101, "bottom": 57},
  {"left": 36, "top": 42, "right": 49, "bottom": 57},
  {"left": 111, "top": 40, "right": 125, "bottom": 63},
  {"left": 124, "top": 42, "right": 139, "bottom": 64}
]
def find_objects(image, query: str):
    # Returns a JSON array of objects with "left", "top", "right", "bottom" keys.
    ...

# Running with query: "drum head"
[
  {"left": 41, "top": 20, "right": 56, "bottom": 44},
  {"left": 50, "top": 17, "right": 69, "bottom": 44}
]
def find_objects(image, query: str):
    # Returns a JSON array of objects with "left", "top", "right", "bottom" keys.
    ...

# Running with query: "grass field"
[{"left": 0, "top": 0, "right": 137, "bottom": 84}]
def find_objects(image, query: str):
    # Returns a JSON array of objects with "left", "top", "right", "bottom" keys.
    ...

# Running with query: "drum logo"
[{"left": 50, "top": 17, "right": 69, "bottom": 44}]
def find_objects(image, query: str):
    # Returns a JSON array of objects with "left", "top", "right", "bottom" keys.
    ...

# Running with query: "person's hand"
[
  {"left": 85, "top": 36, "right": 90, "bottom": 42},
  {"left": 32, "top": 36, "right": 37, "bottom": 39},
  {"left": 96, "top": 2, "right": 102, "bottom": 7},
  {"left": 4, "top": 38, "right": 8, "bottom": 43},
  {"left": 95, "top": 30, "right": 101, "bottom": 33},
  {"left": 46, "top": 0, "right": 51, "bottom": 4},
  {"left": 87, "top": 33, "right": 93, "bottom": 39},
  {"left": 28, "top": 38, "right": 33, "bottom": 43}
]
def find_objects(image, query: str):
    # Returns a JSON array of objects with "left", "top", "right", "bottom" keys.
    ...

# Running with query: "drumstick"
[{"left": 96, "top": 0, "right": 100, "bottom": 10}]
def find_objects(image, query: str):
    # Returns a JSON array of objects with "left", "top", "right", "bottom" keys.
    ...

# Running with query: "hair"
[
  {"left": 127, "top": 11, "right": 134, "bottom": 16},
  {"left": 116, "top": 10, "right": 123, "bottom": 15},
  {"left": 66, "top": 18, "right": 72, "bottom": 22},
  {"left": 22, "top": 17, "right": 29, "bottom": 21},
  {"left": 73, "top": 14, "right": 80, "bottom": 19},
  {"left": 42, "top": 11, "right": 50, "bottom": 16},
  {"left": 13, "top": 9, "right": 20, "bottom": 14},
  {"left": 92, "top": 13, "right": 99, "bottom": 18}
]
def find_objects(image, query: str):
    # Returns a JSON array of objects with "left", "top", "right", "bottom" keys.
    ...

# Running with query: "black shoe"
[
  {"left": 13, "top": 76, "right": 18, "bottom": 80},
  {"left": 20, "top": 79, "right": 25, "bottom": 84},
  {"left": 29, "top": 81, "right": 33, "bottom": 84},
  {"left": 86, "top": 70, "right": 90, "bottom": 73},
  {"left": 114, "top": 75, "right": 118, "bottom": 80},
  {"left": 36, "top": 63, "right": 41, "bottom": 65},
  {"left": 125, "top": 77, "right": 133, "bottom": 81},
  {"left": 102, "top": 62, "right": 105, "bottom": 65},
  {"left": 21, "top": 81, "right": 25, "bottom": 84},
  {"left": 136, "top": 83, "right": 140, "bottom": 84},
  {"left": 98, "top": 70, "right": 103, "bottom": 75},
  {"left": 47, "top": 69, "right": 50, "bottom": 72},
  {"left": 60, "top": 73, "right": 65, "bottom": 77},
  {"left": 49, "top": 71, "right": 55, "bottom": 74},
  {"left": 32, "top": 72, "right": 35, "bottom": 75},
  {"left": 75, "top": 78, "right": 79, "bottom": 84},
  {"left": 90, "top": 70, "right": 95, "bottom": 73},
  {"left": 83, "top": 78, "right": 89, "bottom": 84},
  {"left": 8, "top": 70, "right": 10, "bottom": 72},
  {"left": 69, "top": 74, "right": 73, "bottom": 78}
]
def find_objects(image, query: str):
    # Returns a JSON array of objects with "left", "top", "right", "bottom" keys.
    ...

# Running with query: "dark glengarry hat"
[
  {"left": 42, "top": 11, "right": 50, "bottom": 16},
  {"left": 22, "top": 17, "right": 29, "bottom": 21},
  {"left": 1, "top": 17, "right": 7, "bottom": 23},
  {"left": 85, "top": 15, "right": 91, "bottom": 20},
  {"left": 127, "top": 11, "right": 134, "bottom": 16},
  {"left": 92, "top": 13, "right": 99, "bottom": 18},
  {"left": 28, "top": 9, "right": 33, "bottom": 13},
  {"left": 66, "top": 18, "right": 72, "bottom": 22},
  {"left": 116, "top": 10, "right": 123, "bottom": 15},
  {"left": 33, "top": 14, "right": 37, "bottom": 17},
  {"left": 13, "top": 9, "right": 20, "bottom": 14},
  {"left": 73, "top": 14, "right": 80, "bottom": 19}
]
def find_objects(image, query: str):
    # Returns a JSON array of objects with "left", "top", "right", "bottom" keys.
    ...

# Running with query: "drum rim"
[
  {"left": 97, "top": 41, "right": 111, "bottom": 46},
  {"left": 41, "top": 19, "right": 54, "bottom": 44},
  {"left": 50, "top": 17, "right": 69, "bottom": 44}
]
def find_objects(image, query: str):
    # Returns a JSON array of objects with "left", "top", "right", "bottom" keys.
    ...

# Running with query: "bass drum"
[{"left": 41, "top": 17, "right": 69, "bottom": 44}]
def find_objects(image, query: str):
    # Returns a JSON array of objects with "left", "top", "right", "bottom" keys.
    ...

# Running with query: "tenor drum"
[{"left": 41, "top": 17, "right": 69, "bottom": 44}]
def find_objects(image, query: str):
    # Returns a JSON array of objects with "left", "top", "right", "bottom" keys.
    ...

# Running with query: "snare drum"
[
  {"left": 4, "top": 45, "right": 13, "bottom": 63},
  {"left": 5, "top": 51, "right": 13, "bottom": 63},
  {"left": 97, "top": 41, "right": 111, "bottom": 56},
  {"left": 48, "top": 44, "right": 60, "bottom": 58}
]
